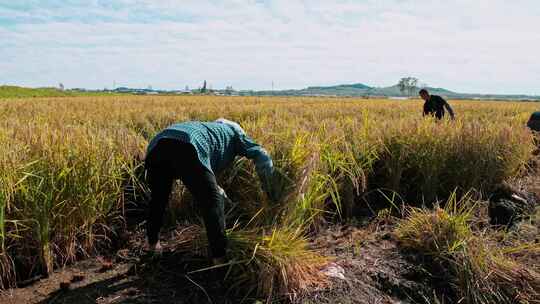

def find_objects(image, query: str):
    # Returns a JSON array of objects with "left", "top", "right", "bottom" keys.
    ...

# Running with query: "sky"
[{"left": 1, "top": 1, "right": 539, "bottom": 95}]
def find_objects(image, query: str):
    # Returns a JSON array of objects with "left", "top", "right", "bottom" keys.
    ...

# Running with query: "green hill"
[
  {"left": 0, "top": 86, "right": 74, "bottom": 98},
  {"left": 0, "top": 86, "right": 124, "bottom": 99}
]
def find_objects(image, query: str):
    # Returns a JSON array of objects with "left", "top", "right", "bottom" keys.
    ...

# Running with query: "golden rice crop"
[{"left": 0, "top": 96, "right": 537, "bottom": 297}]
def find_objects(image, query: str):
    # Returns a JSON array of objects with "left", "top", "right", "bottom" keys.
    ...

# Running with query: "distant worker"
[
  {"left": 419, "top": 89, "right": 455, "bottom": 120},
  {"left": 144, "top": 118, "right": 276, "bottom": 264},
  {"left": 527, "top": 111, "right": 540, "bottom": 132}
]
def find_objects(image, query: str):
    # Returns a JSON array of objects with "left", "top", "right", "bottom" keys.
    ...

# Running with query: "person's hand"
[{"left": 265, "top": 168, "right": 293, "bottom": 203}]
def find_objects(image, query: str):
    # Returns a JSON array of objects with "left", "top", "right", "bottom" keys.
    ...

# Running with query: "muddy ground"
[{"left": 0, "top": 220, "right": 439, "bottom": 304}]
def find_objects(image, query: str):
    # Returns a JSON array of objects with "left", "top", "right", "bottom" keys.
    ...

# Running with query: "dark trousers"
[{"left": 145, "top": 139, "right": 227, "bottom": 258}]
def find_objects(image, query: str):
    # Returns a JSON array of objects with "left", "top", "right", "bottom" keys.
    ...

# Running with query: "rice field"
[{"left": 0, "top": 96, "right": 539, "bottom": 302}]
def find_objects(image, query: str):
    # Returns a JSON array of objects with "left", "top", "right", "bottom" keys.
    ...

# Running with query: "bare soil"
[{"left": 0, "top": 221, "right": 433, "bottom": 304}]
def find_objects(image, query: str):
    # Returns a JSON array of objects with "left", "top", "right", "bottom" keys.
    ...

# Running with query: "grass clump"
[
  {"left": 395, "top": 194, "right": 472, "bottom": 257},
  {"left": 178, "top": 225, "right": 329, "bottom": 301},
  {"left": 396, "top": 194, "right": 540, "bottom": 303}
]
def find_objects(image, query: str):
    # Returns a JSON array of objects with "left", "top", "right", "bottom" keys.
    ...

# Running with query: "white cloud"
[{"left": 0, "top": 0, "right": 539, "bottom": 94}]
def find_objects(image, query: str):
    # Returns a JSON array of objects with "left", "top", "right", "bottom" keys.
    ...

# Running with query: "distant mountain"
[
  {"left": 374, "top": 85, "right": 458, "bottom": 97},
  {"left": 246, "top": 83, "right": 375, "bottom": 97},
  {"left": 307, "top": 83, "right": 372, "bottom": 90},
  {"left": 243, "top": 83, "right": 540, "bottom": 100}
]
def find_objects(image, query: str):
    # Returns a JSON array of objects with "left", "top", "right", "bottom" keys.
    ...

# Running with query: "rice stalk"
[{"left": 177, "top": 224, "right": 329, "bottom": 301}]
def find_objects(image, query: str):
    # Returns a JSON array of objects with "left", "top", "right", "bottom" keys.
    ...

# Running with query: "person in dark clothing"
[
  {"left": 144, "top": 119, "right": 276, "bottom": 264},
  {"left": 419, "top": 89, "right": 455, "bottom": 120},
  {"left": 527, "top": 111, "right": 540, "bottom": 132}
]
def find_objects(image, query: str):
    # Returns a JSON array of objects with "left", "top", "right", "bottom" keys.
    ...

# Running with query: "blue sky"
[{"left": 1, "top": 1, "right": 539, "bottom": 94}]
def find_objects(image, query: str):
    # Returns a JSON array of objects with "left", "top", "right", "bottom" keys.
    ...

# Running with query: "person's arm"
[
  {"left": 443, "top": 100, "right": 455, "bottom": 120},
  {"left": 422, "top": 100, "right": 430, "bottom": 117},
  {"left": 216, "top": 118, "right": 276, "bottom": 199},
  {"left": 216, "top": 119, "right": 273, "bottom": 180},
  {"left": 237, "top": 134, "right": 275, "bottom": 198},
  {"left": 239, "top": 135, "right": 274, "bottom": 186}
]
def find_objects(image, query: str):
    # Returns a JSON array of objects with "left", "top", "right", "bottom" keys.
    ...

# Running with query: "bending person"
[
  {"left": 419, "top": 88, "right": 455, "bottom": 120},
  {"left": 144, "top": 118, "right": 275, "bottom": 263},
  {"left": 527, "top": 111, "right": 540, "bottom": 132}
]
